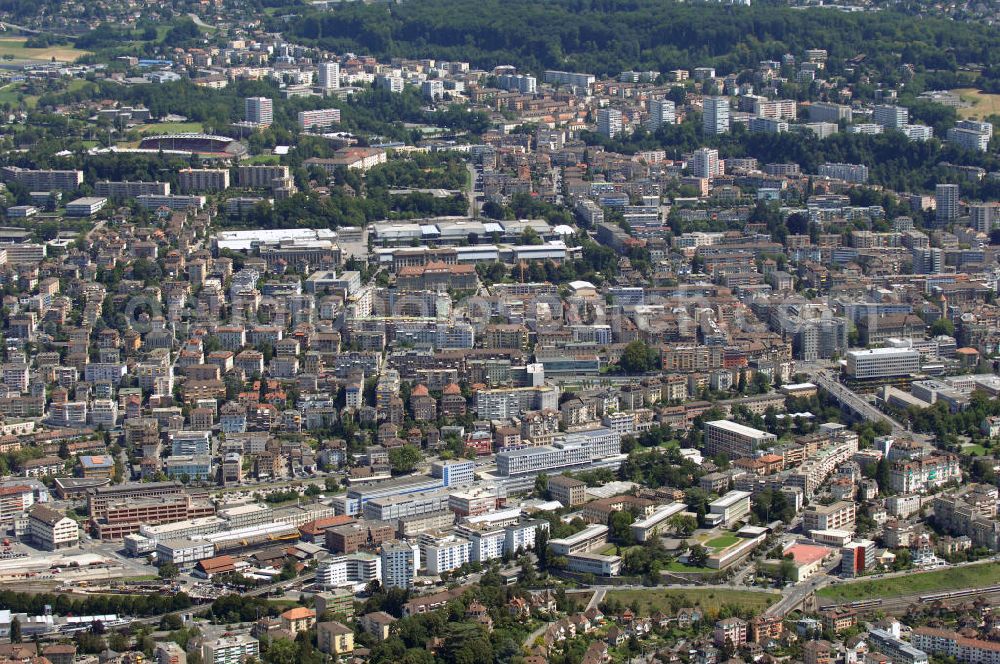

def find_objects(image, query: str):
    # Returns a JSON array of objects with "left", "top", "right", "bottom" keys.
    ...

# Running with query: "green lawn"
[
  {"left": 962, "top": 443, "right": 988, "bottom": 456},
  {"left": 706, "top": 535, "right": 741, "bottom": 551},
  {"left": 605, "top": 588, "right": 778, "bottom": 615},
  {"left": 133, "top": 121, "right": 205, "bottom": 135},
  {"left": 665, "top": 561, "right": 715, "bottom": 574},
  {"left": 0, "top": 84, "right": 24, "bottom": 105},
  {"left": 244, "top": 154, "right": 281, "bottom": 165},
  {"left": 816, "top": 561, "right": 1000, "bottom": 602}
]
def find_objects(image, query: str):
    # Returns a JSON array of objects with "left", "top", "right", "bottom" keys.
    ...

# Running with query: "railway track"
[{"left": 819, "top": 584, "right": 1000, "bottom": 614}]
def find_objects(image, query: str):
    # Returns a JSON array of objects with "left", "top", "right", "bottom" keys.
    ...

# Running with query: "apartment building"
[
  {"left": 202, "top": 635, "right": 260, "bottom": 664},
  {"left": 804, "top": 501, "right": 857, "bottom": 533},
  {"left": 704, "top": 420, "right": 777, "bottom": 459},
  {"left": 912, "top": 627, "right": 1000, "bottom": 664},
  {"left": 889, "top": 453, "right": 962, "bottom": 493},
  {"left": 136, "top": 194, "right": 206, "bottom": 210},
  {"left": 178, "top": 168, "right": 230, "bottom": 193},
  {"left": 245, "top": 96, "right": 273, "bottom": 125},
  {"left": 548, "top": 475, "right": 588, "bottom": 507},
  {"left": 27, "top": 504, "right": 79, "bottom": 550},
  {"left": 933, "top": 485, "right": 1000, "bottom": 550},
  {"left": 1, "top": 166, "right": 83, "bottom": 191},
  {"left": 237, "top": 164, "right": 291, "bottom": 189},
  {"left": 868, "top": 629, "right": 929, "bottom": 664},
  {"left": 542, "top": 70, "right": 595, "bottom": 89},
  {"left": 95, "top": 180, "right": 170, "bottom": 199},
  {"left": 818, "top": 162, "right": 869, "bottom": 184},
  {"left": 381, "top": 539, "right": 418, "bottom": 589},
  {"left": 156, "top": 643, "right": 186, "bottom": 664},
  {"left": 715, "top": 617, "right": 749, "bottom": 647},
  {"left": 703, "top": 96, "right": 730, "bottom": 135},
  {"left": 0, "top": 484, "right": 34, "bottom": 521},
  {"left": 419, "top": 533, "right": 472, "bottom": 575}
]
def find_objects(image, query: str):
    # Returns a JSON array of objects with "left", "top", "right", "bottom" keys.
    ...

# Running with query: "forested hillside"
[{"left": 281, "top": 0, "right": 1000, "bottom": 79}]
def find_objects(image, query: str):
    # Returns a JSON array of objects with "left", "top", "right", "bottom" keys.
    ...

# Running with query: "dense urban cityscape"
[{"left": 0, "top": 1, "right": 999, "bottom": 664}]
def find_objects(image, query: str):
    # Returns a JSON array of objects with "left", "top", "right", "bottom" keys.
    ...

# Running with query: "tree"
[
  {"left": 668, "top": 514, "right": 697, "bottom": 536},
  {"left": 533, "top": 473, "right": 549, "bottom": 499},
  {"left": 10, "top": 617, "right": 21, "bottom": 643},
  {"left": 608, "top": 510, "right": 636, "bottom": 545},
  {"left": 264, "top": 639, "right": 298, "bottom": 664},
  {"left": 930, "top": 318, "right": 955, "bottom": 337},
  {"left": 535, "top": 528, "right": 549, "bottom": 570},
  {"left": 108, "top": 633, "right": 130, "bottom": 653},
  {"left": 620, "top": 341, "right": 658, "bottom": 374},
  {"left": 388, "top": 445, "right": 422, "bottom": 474},
  {"left": 278, "top": 559, "right": 298, "bottom": 581},
  {"left": 158, "top": 562, "right": 179, "bottom": 579},
  {"left": 687, "top": 544, "right": 708, "bottom": 568},
  {"left": 875, "top": 457, "right": 891, "bottom": 493}
]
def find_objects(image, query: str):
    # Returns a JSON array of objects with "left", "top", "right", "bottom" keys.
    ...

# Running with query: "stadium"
[{"left": 137, "top": 133, "right": 248, "bottom": 159}]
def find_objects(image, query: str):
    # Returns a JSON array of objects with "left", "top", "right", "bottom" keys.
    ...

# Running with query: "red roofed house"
[{"left": 280, "top": 607, "right": 317, "bottom": 635}]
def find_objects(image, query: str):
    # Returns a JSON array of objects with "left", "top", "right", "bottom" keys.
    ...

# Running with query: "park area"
[
  {"left": 0, "top": 37, "right": 89, "bottom": 62},
  {"left": 816, "top": 561, "right": 1000, "bottom": 602},
  {"left": 605, "top": 588, "right": 779, "bottom": 615}
]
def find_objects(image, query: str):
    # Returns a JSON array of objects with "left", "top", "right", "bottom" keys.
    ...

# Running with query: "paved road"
[
  {"left": 764, "top": 573, "right": 831, "bottom": 617},
  {"left": 84, "top": 219, "right": 107, "bottom": 242},
  {"left": 587, "top": 587, "right": 606, "bottom": 610},
  {"left": 0, "top": 21, "right": 74, "bottom": 39},
  {"left": 465, "top": 163, "right": 479, "bottom": 217},
  {"left": 187, "top": 13, "right": 215, "bottom": 30},
  {"left": 813, "top": 372, "right": 906, "bottom": 433},
  {"left": 522, "top": 620, "right": 549, "bottom": 648}
]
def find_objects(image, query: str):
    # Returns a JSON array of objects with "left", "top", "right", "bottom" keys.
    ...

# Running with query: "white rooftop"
[{"left": 705, "top": 420, "right": 775, "bottom": 438}]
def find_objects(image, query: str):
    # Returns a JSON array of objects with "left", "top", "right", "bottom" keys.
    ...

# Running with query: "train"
[
  {"left": 918, "top": 584, "right": 1000, "bottom": 603},
  {"left": 818, "top": 598, "right": 883, "bottom": 611}
]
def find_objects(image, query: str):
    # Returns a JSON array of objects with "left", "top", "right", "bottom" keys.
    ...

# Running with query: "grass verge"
[{"left": 816, "top": 561, "right": 1000, "bottom": 602}]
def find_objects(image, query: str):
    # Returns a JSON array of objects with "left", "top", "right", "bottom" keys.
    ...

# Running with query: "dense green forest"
[{"left": 281, "top": 0, "right": 1000, "bottom": 80}]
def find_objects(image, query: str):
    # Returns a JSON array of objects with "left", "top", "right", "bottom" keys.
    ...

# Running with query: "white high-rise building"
[
  {"left": 703, "top": 96, "right": 730, "bottom": 135},
  {"left": 935, "top": 184, "right": 960, "bottom": 225},
  {"left": 419, "top": 534, "right": 472, "bottom": 575},
  {"left": 873, "top": 104, "right": 908, "bottom": 130},
  {"left": 691, "top": 147, "right": 721, "bottom": 179},
  {"left": 597, "top": 108, "right": 623, "bottom": 138},
  {"left": 947, "top": 120, "right": 993, "bottom": 152},
  {"left": 381, "top": 539, "right": 418, "bottom": 589},
  {"left": 317, "top": 557, "right": 349, "bottom": 587},
  {"left": 646, "top": 99, "right": 676, "bottom": 130},
  {"left": 318, "top": 62, "right": 340, "bottom": 90},
  {"left": 969, "top": 203, "right": 1000, "bottom": 233},
  {"left": 245, "top": 97, "right": 273, "bottom": 126},
  {"left": 912, "top": 247, "right": 944, "bottom": 275}
]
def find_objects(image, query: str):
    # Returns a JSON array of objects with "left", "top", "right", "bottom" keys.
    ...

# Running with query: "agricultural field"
[
  {"left": 0, "top": 37, "right": 89, "bottom": 62},
  {"left": 952, "top": 88, "right": 1000, "bottom": 120}
]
